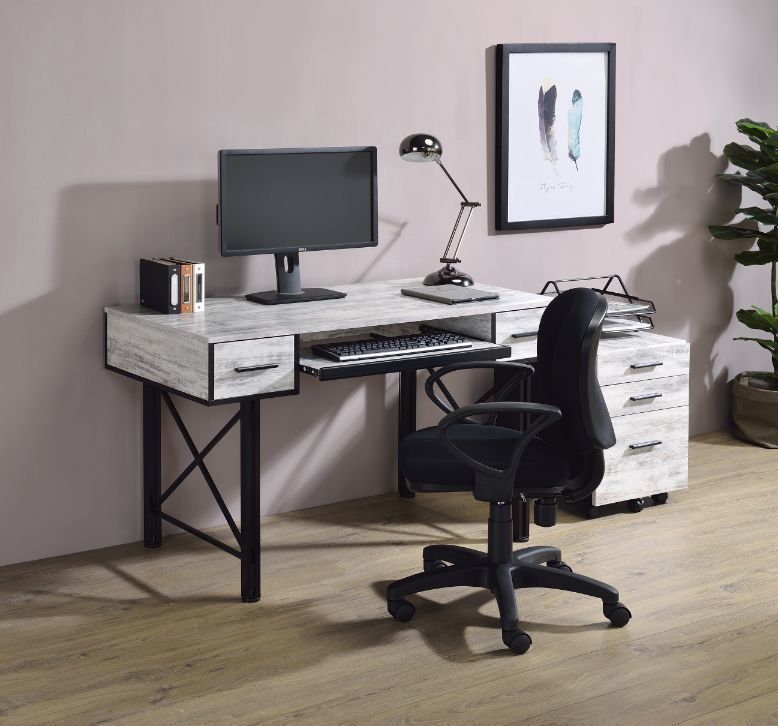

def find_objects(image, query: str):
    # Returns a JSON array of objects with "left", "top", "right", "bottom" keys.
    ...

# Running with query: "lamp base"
[{"left": 423, "top": 264, "right": 474, "bottom": 287}]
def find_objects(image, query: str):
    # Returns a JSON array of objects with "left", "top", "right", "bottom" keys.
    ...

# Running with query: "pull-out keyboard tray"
[{"left": 299, "top": 337, "right": 511, "bottom": 381}]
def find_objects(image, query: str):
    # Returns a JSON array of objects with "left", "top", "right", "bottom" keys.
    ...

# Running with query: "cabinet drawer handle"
[
  {"left": 629, "top": 440, "right": 662, "bottom": 450},
  {"left": 630, "top": 361, "right": 664, "bottom": 369},
  {"left": 234, "top": 363, "right": 279, "bottom": 373},
  {"left": 629, "top": 392, "right": 663, "bottom": 401},
  {"left": 511, "top": 331, "right": 539, "bottom": 339}
]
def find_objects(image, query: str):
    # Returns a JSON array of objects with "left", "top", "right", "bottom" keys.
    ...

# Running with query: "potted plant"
[{"left": 709, "top": 118, "right": 778, "bottom": 447}]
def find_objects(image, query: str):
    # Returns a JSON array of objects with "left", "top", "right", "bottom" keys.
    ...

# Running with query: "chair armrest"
[
  {"left": 425, "top": 361, "right": 535, "bottom": 415},
  {"left": 437, "top": 402, "right": 562, "bottom": 494}
]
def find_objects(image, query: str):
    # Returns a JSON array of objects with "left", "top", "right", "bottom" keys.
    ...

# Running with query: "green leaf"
[
  {"left": 758, "top": 234, "right": 778, "bottom": 251},
  {"left": 761, "top": 132, "right": 778, "bottom": 151},
  {"left": 709, "top": 225, "right": 759, "bottom": 239},
  {"left": 734, "top": 249, "right": 778, "bottom": 265},
  {"left": 736, "top": 306, "right": 778, "bottom": 334},
  {"left": 737, "top": 207, "right": 778, "bottom": 225},
  {"left": 717, "top": 172, "right": 766, "bottom": 195},
  {"left": 734, "top": 336, "right": 778, "bottom": 354},
  {"left": 753, "top": 163, "right": 778, "bottom": 184},
  {"left": 765, "top": 192, "right": 778, "bottom": 203},
  {"left": 736, "top": 118, "right": 775, "bottom": 144},
  {"left": 724, "top": 142, "right": 771, "bottom": 171}
]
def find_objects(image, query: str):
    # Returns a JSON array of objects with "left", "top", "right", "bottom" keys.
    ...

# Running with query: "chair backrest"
[{"left": 534, "top": 288, "right": 615, "bottom": 462}]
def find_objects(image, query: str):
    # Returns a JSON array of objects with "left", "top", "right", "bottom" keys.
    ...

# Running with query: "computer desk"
[{"left": 104, "top": 279, "right": 689, "bottom": 602}]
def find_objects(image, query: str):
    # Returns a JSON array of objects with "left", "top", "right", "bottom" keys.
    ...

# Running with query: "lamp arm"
[
  {"left": 435, "top": 158, "right": 471, "bottom": 204},
  {"left": 432, "top": 157, "right": 481, "bottom": 267},
  {"left": 441, "top": 202, "right": 479, "bottom": 263}
]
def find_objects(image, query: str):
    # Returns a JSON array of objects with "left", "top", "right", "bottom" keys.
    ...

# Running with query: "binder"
[
  {"left": 192, "top": 262, "right": 205, "bottom": 312},
  {"left": 162, "top": 257, "right": 204, "bottom": 313},
  {"left": 178, "top": 260, "right": 193, "bottom": 313},
  {"left": 139, "top": 259, "right": 180, "bottom": 314}
]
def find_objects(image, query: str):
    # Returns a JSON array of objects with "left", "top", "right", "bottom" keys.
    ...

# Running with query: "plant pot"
[{"left": 732, "top": 372, "right": 778, "bottom": 448}]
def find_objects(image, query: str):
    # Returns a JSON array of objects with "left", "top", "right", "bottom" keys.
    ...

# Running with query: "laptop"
[{"left": 401, "top": 286, "right": 500, "bottom": 305}]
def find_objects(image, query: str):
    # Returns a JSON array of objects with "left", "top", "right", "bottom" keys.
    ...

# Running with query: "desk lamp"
[{"left": 399, "top": 133, "right": 481, "bottom": 286}]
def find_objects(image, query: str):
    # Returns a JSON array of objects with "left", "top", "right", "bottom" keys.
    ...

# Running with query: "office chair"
[{"left": 386, "top": 287, "right": 631, "bottom": 654}]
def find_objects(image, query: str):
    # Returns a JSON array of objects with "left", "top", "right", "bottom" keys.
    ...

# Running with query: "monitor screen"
[{"left": 218, "top": 147, "right": 378, "bottom": 256}]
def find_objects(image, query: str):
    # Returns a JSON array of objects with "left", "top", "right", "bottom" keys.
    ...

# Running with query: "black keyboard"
[{"left": 312, "top": 328, "right": 472, "bottom": 362}]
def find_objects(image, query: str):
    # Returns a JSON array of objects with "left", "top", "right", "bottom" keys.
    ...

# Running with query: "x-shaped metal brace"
[{"left": 158, "top": 391, "right": 242, "bottom": 556}]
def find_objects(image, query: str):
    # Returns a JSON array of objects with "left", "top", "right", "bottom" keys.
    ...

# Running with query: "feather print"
[
  {"left": 568, "top": 89, "right": 583, "bottom": 170},
  {"left": 537, "top": 84, "right": 558, "bottom": 165}
]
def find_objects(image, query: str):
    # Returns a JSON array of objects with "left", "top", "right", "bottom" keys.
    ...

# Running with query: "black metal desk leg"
[
  {"left": 142, "top": 384, "right": 162, "bottom": 548},
  {"left": 397, "top": 370, "right": 416, "bottom": 499},
  {"left": 240, "top": 400, "right": 261, "bottom": 602}
]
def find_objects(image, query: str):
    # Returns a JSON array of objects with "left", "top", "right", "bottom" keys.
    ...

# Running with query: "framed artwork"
[{"left": 495, "top": 43, "right": 616, "bottom": 231}]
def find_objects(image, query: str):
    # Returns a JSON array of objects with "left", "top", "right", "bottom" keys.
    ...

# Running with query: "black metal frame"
[
  {"left": 397, "top": 370, "right": 416, "bottom": 499},
  {"left": 142, "top": 384, "right": 262, "bottom": 602},
  {"left": 141, "top": 365, "right": 423, "bottom": 600},
  {"left": 495, "top": 43, "right": 616, "bottom": 231}
]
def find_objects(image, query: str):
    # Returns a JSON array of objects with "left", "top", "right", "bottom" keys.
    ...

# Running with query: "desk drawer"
[
  {"left": 595, "top": 406, "right": 689, "bottom": 506},
  {"left": 602, "top": 375, "right": 688, "bottom": 418},
  {"left": 597, "top": 339, "right": 689, "bottom": 386},
  {"left": 212, "top": 336, "right": 296, "bottom": 400}
]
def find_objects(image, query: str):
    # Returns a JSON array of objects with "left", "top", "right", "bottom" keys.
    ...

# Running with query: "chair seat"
[{"left": 399, "top": 423, "right": 569, "bottom": 494}]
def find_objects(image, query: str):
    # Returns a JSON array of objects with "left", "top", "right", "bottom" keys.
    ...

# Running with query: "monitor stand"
[{"left": 245, "top": 252, "right": 347, "bottom": 305}]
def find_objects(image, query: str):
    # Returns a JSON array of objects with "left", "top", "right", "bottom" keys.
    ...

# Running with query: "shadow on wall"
[
  {"left": 625, "top": 133, "right": 747, "bottom": 434},
  {"left": 0, "top": 178, "right": 412, "bottom": 564},
  {"left": 0, "top": 180, "right": 253, "bottom": 564}
]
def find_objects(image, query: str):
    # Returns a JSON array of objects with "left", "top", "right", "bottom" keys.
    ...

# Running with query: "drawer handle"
[
  {"left": 629, "top": 440, "right": 662, "bottom": 450},
  {"left": 511, "top": 331, "right": 539, "bottom": 339},
  {"left": 630, "top": 361, "right": 664, "bottom": 369},
  {"left": 234, "top": 363, "right": 279, "bottom": 373},
  {"left": 629, "top": 392, "right": 663, "bottom": 401}
]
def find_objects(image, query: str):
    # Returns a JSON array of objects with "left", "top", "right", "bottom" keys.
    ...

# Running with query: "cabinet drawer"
[
  {"left": 495, "top": 309, "right": 545, "bottom": 361},
  {"left": 595, "top": 406, "right": 689, "bottom": 506},
  {"left": 597, "top": 339, "right": 689, "bottom": 386},
  {"left": 212, "top": 336, "right": 296, "bottom": 400},
  {"left": 494, "top": 308, "right": 545, "bottom": 344},
  {"left": 602, "top": 375, "right": 688, "bottom": 418}
]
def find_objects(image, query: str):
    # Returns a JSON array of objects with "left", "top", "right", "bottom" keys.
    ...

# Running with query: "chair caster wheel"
[
  {"left": 547, "top": 560, "right": 573, "bottom": 572},
  {"left": 502, "top": 629, "right": 532, "bottom": 654},
  {"left": 423, "top": 559, "right": 447, "bottom": 573},
  {"left": 603, "top": 601, "right": 632, "bottom": 627},
  {"left": 651, "top": 492, "right": 669, "bottom": 504},
  {"left": 627, "top": 498, "right": 644, "bottom": 513},
  {"left": 387, "top": 599, "right": 415, "bottom": 622}
]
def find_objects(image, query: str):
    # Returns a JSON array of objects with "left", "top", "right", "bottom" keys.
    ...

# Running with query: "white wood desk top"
[{"left": 105, "top": 279, "right": 550, "bottom": 344}]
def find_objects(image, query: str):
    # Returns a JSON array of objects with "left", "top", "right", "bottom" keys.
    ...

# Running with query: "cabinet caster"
[
  {"left": 651, "top": 492, "right": 669, "bottom": 505},
  {"left": 502, "top": 629, "right": 532, "bottom": 654},
  {"left": 603, "top": 601, "right": 632, "bottom": 627},
  {"left": 387, "top": 599, "right": 415, "bottom": 622},
  {"left": 627, "top": 498, "right": 644, "bottom": 513}
]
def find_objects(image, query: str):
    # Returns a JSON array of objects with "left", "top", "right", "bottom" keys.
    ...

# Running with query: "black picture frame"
[{"left": 495, "top": 43, "right": 616, "bottom": 231}]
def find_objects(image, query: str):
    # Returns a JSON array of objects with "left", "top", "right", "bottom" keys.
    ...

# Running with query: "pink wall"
[{"left": 1, "top": 0, "right": 777, "bottom": 565}]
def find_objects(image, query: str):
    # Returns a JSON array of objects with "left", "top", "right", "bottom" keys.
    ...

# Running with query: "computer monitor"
[{"left": 218, "top": 146, "right": 378, "bottom": 304}]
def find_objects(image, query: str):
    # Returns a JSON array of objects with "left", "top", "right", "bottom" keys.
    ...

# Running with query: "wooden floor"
[{"left": 1, "top": 432, "right": 777, "bottom": 725}]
